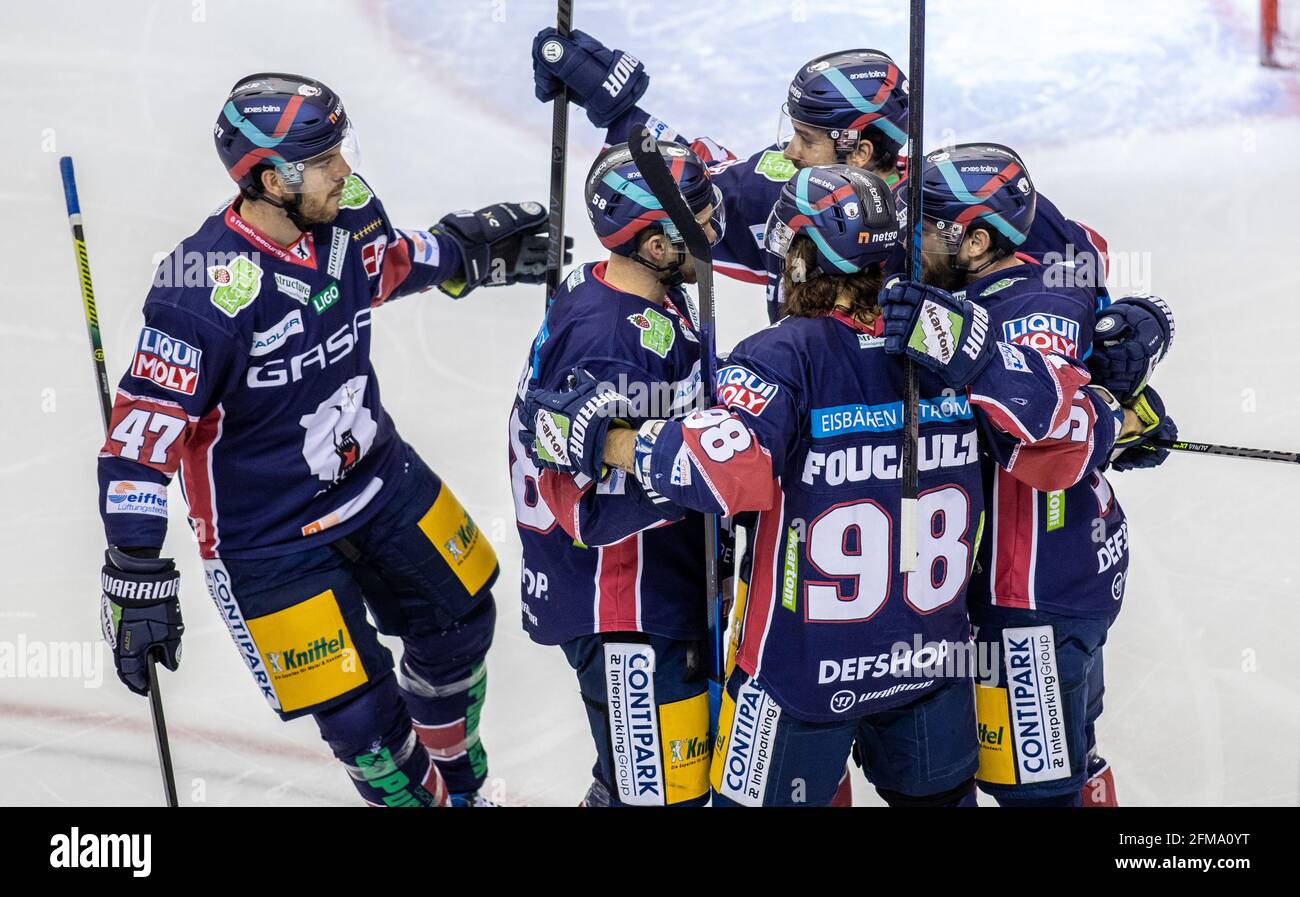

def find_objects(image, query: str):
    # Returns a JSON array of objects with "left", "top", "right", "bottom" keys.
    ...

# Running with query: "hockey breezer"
[
  {"left": 628, "top": 126, "right": 727, "bottom": 727},
  {"left": 60, "top": 154, "right": 180, "bottom": 808}
]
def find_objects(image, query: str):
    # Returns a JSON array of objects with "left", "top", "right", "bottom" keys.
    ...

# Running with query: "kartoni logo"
[{"left": 49, "top": 828, "right": 151, "bottom": 877}]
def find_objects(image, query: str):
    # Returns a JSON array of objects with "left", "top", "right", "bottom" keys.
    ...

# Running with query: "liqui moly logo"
[
  {"left": 131, "top": 327, "right": 202, "bottom": 395},
  {"left": 717, "top": 365, "right": 779, "bottom": 416},
  {"left": 1002, "top": 313, "right": 1080, "bottom": 356}
]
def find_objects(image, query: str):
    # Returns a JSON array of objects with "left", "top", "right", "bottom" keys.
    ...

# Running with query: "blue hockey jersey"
[
  {"left": 629, "top": 310, "right": 1118, "bottom": 722},
  {"left": 509, "top": 262, "right": 708, "bottom": 646},
  {"left": 959, "top": 258, "right": 1127, "bottom": 619},
  {"left": 97, "top": 175, "right": 464, "bottom": 559}
]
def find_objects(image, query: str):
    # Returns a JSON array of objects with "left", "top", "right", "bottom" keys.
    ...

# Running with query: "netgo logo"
[{"left": 131, "top": 327, "right": 201, "bottom": 395}]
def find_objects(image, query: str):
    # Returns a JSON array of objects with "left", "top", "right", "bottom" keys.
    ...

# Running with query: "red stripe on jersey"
[
  {"left": 736, "top": 483, "right": 784, "bottom": 676},
  {"left": 224, "top": 205, "right": 316, "bottom": 268},
  {"left": 1007, "top": 389, "right": 1100, "bottom": 492},
  {"left": 714, "top": 261, "right": 768, "bottom": 285},
  {"left": 539, "top": 470, "right": 588, "bottom": 543},
  {"left": 991, "top": 468, "right": 1035, "bottom": 610},
  {"left": 373, "top": 233, "right": 412, "bottom": 306},
  {"left": 180, "top": 406, "right": 224, "bottom": 559},
  {"left": 1077, "top": 222, "right": 1110, "bottom": 279},
  {"left": 595, "top": 534, "right": 641, "bottom": 631}
]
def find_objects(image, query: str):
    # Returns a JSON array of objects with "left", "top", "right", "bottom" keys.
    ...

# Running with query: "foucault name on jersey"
[{"left": 801, "top": 431, "right": 978, "bottom": 485}]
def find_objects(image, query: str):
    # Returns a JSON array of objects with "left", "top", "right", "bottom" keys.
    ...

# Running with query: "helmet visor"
[
  {"left": 922, "top": 214, "right": 966, "bottom": 256},
  {"left": 273, "top": 123, "right": 361, "bottom": 194}
]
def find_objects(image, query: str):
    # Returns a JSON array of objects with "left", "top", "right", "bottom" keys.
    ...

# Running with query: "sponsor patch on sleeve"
[
  {"left": 399, "top": 229, "right": 441, "bottom": 266},
  {"left": 104, "top": 480, "right": 168, "bottom": 517},
  {"left": 361, "top": 235, "right": 388, "bottom": 278},
  {"left": 754, "top": 149, "right": 797, "bottom": 183},
  {"left": 716, "top": 364, "right": 779, "bottom": 416},
  {"left": 130, "top": 327, "right": 202, "bottom": 395},
  {"left": 997, "top": 341, "right": 1030, "bottom": 373},
  {"left": 1002, "top": 312, "right": 1080, "bottom": 356},
  {"left": 336, "top": 174, "right": 373, "bottom": 210}
]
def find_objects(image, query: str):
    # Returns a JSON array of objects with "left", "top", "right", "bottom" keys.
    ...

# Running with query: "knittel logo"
[
  {"left": 49, "top": 828, "right": 151, "bottom": 877},
  {"left": 264, "top": 629, "right": 348, "bottom": 675}
]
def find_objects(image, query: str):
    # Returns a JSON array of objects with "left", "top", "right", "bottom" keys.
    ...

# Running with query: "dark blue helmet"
[
  {"left": 920, "top": 143, "right": 1036, "bottom": 255},
  {"left": 584, "top": 141, "right": 723, "bottom": 255},
  {"left": 786, "top": 49, "right": 909, "bottom": 159},
  {"left": 214, "top": 73, "right": 352, "bottom": 194},
  {"left": 766, "top": 165, "right": 899, "bottom": 279}
]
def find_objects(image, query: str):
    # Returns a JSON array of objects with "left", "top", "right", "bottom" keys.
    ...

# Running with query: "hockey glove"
[
  {"left": 1111, "top": 386, "right": 1177, "bottom": 471},
  {"left": 101, "top": 547, "right": 183, "bottom": 696},
  {"left": 521, "top": 369, "right": 630, "bottom": 481},
  {"left": 532, "top": 28, "right": 649, "bottom": 128},
  {"left": 1089, "top": 294, "right": 1174, "bottom": 400},
  {"left": 880, "top": 279, "right": 994, "bottom": 389},
  {"left": 433, "top": 202, "right": 573, "bottom": 298}
]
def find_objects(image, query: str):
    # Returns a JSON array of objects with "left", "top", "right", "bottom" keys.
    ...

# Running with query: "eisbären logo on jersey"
[
  {"left": 1002, "top": 313, "right": 1080, "bottom": 356},
  {"left": 717, "top": 365, "right": 778, "bottom": 416},
  {"left": 131, "top": 327, "right": 202, "bottom": 395}
]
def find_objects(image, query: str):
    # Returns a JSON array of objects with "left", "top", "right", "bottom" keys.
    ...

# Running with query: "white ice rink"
[{"left": 1, "top": 0, "right": 1297, "bottom": 806}]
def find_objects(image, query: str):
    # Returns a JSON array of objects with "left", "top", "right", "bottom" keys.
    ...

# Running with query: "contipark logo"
[{"left": 49, "top": 828, "right": 151, "bottom": 877}]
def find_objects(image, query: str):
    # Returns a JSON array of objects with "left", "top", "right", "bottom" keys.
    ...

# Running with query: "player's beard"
[
  {"left": 295, "top": 187, "right": 344, "bottom": 226},
  {"left": 920, "top": 249, "right": 964, "bottom": 292}
]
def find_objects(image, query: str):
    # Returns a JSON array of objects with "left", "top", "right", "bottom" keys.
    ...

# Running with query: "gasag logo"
[
  {"left": 1002, "top": 313, "right": 1080, "bottom": 356},
  {"left": 717, "top": 364, "right": 778, "bottom": 416},
  {"left": 131, "top": 326, "right": 202, "bottom": 395}
]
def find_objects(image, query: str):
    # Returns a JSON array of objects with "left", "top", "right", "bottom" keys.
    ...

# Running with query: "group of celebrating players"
[{"left": 95, "top": 24, "right": 1176, "bottom": 807}]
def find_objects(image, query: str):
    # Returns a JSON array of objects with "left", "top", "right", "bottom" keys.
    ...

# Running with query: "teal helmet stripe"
[
  {"left": 822, "top": 67, "right": 887, "bottom": 115},
  {"left": 870, "top": 117, "right": 909, "bottom": 147},
  {"left": 805, "top": 226, "right": 859, "bottom": 273},
  {"left": 224, "top": 101, "right": 289, "bottom": 151},
  {"left": 975, "top": 210, "right": 1029, "bottom": 245},
  {"left": 793, "top": 168, "right": 818, "bottom": 216},
  {"left": 935, "top": 158, "right": 987, "bottom": 205},
  {"left": 602, "top": 171, "right": 662, "bottom": 210}
]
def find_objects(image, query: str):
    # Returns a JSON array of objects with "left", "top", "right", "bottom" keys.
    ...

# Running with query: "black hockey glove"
[
  {"left": 1089, "top": 294, "right": 1174, "bottom": 400},
  {"left": 521, "top": 369, "right": 631, "bottom": 481},
  {"left": 101, "top": 547, "right": 183, "bottom": 696},
  {"left": 433, "top": 201, "right": 573, "bottom": 298},
  {"left": 1110, "top": 386, "right": 1177, "bottom": 472}
]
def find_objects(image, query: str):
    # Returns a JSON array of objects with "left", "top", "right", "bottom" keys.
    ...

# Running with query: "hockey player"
[
  {"left": 530, "top": 30, "right": 1111, "bottom": 319},
  {"left": 507, "top": 141, "right": 725, "bottom": 807},
  {"left": 913, "top": 143, "right": 1176, "bottom": 807},
  {"left": 96, "top": 73, "right": 567, "bottom": 807},
  {"left": 519, "top": 166, "right": 1139, "bottom": 807}
]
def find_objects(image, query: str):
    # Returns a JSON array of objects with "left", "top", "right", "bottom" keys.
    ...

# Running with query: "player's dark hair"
[
  {"left": 862, "top": 127, "right": 900, "bottom": 172},
  {"left": 781, "top": 234, "right": 883, "bottom": 321}
]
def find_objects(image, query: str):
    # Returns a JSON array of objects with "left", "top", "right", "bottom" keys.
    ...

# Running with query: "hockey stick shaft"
[
  {"left": 899, "top": 0, "right": 926, "bottom": 572},
  {"left": 1151, "top": 438, "right": 1300, "bottom": 465},
  {"left": 544, "top": 1, "right": 574, "bottom": 308},
  {"left": 627, "top": 129, "right": 726, "bottom": 726},
  {"left": 60, "top": 156, "right": 179, "bottom": 808}
]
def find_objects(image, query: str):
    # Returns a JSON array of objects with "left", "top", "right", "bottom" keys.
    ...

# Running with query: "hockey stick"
[
  {"left": 60, "top": 156, "right": 180, "bottom": 808},
  {"left": 543, "top": 0, "right": 574, "bottom": 309},
  {"left": 1150, "top": 438, "right": 1300, "bottom": 465},
  {"left": 628, "top": 127, "right": 726, "bottom": 726},
  {"left": 899, "top": 0, "right": 926, "bottom": 573}
]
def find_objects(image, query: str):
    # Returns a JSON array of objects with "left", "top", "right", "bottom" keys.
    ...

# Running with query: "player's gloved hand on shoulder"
[
  {"left": 433, "top": 201, "right": 573, "bottom": 298},
  {"left": 1089, "top": 294, "right": 1174, "bottom": 400},
  {"left": 879, "top": 279, "right": 994, "bottom": 389},
  {"left": 532, "top": 27, "right": 649, "bottom": 127},
  {"left": 100, "top": 547, "right": 183, "bottom": 696},
  {"left": 1110, "top": 386, "right": 1177, "bottom": 471},
  {"left": 521, "top": 369, "right": 631, "bottom": 481}
]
